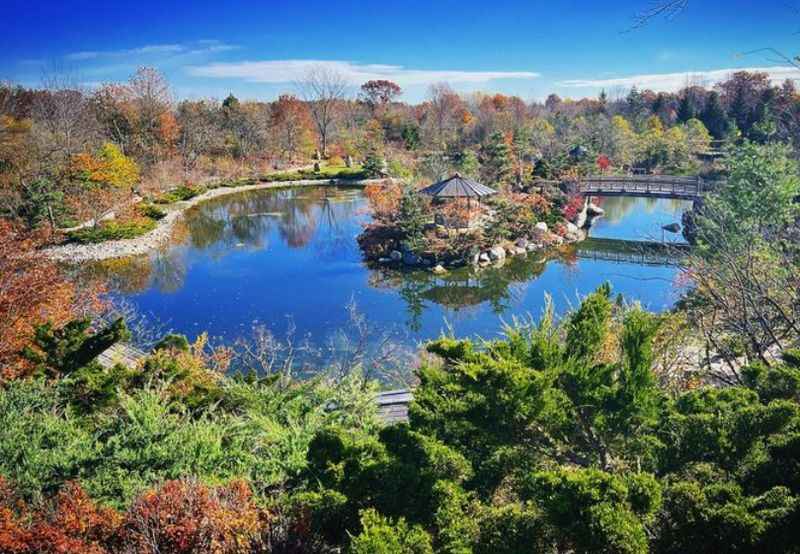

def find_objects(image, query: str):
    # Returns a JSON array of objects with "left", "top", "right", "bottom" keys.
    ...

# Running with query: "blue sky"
[{"left": 2, "top": 0, "right": 798, "bottom": 102}]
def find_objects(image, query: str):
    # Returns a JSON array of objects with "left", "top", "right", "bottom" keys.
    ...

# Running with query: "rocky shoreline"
[
  {"left": 43, "top": 178, "right": 389, "bottom": 263},
  {"left": 367, "top": 199, "right": 605, "bottom": 275}
]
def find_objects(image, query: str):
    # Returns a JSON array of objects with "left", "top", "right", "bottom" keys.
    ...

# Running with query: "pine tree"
[
  {"left": 481, "top": 131, "right": 513, "bottom": 187},
  {"left": 700, "top": 92, "right": 731, "bottom": 139},
  {"left": 677, "top": 94, "right": 695, "bottom": 123}
]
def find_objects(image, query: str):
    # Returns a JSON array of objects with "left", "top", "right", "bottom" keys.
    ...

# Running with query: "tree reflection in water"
[
  {"left": 85, "top": 187, "right": 366, "bottom": 295},
  {"left": 367, "top": 252, "right": 563, "bottom": 332}
]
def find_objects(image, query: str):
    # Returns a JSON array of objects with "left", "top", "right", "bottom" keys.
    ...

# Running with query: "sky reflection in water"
[{"left": 97, "top": 187, "right": 690, "bottom": 350}]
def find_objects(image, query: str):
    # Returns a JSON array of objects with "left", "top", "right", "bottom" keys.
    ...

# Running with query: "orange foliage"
[
  {"left": 158, "top": 111, "right": 180, "bottom": 151},
  {"left": 71, "top": 143, "right": 140, "bottom": 189},
  {"left": 0, "top": 478, "right": 120, "bottom": 554},
  {"left": 120, "top": 479, "right": 263, "bottom": 554},
  {"left": 0, "top": 478, "right": 265, "bottom": 554},
  {"left": 364, "top": 181, "right": 402, "bottom": 223},
  {"left": 0, "top": 221, "right": 102, "bottom": 379},
  {"left": 508, "top": 192, "right": 552, "bottom": 216}
]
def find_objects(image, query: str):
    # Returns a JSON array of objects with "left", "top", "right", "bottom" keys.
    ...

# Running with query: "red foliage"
[
  {"left": 0, "top": 478, "right": 120, "bottom": 554},
  {"left": 0, "top": 221, "right": 104, "bottom": 379},
  {"left": 120, "top": 479, "right": 263, "bottom": 554},
  {"left": 596, "top": 154, "right": 611, "bottom": 172},
  {"left": 562, "top": 194, "right": 585, "bottom": 223}
]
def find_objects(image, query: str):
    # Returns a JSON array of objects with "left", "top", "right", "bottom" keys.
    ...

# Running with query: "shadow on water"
[{"left": 78, "top": 189, "right": 691, "bottom": 362}]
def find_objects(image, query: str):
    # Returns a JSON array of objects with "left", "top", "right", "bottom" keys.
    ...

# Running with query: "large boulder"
[
  {"left": 489, "top": 245, "right": 507, "bottom": 261},
  {"left": 535, "top": 222, "right": 549, "bottom": 233}
]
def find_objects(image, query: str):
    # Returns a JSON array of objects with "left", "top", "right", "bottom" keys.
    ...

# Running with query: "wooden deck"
[{"left": 577, "top": 175, "right": 713, "bottom": 200}]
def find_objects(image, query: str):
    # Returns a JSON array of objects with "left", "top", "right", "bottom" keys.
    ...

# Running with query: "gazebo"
[
  {"left": 419, "top": 173, "right": 497, "bottom": 200},
  {"left": 419, "top": 173, "right": 497, "bottom": 230}
]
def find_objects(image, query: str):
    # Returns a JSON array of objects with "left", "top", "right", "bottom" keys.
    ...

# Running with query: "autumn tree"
[
  {"left": 269, "top": 94, "right": 315, "bottom": 163},
  {"left": 0, "top": 221, "right": 99, "bottom": 378},
  {"left": 425, "top": 83, "right": 464, "bottom": 147},
  {"left": 120, "top": 479, "right": 262, "bottom": 553},
  {"left": 176, "top": 99, "right": 223, "bottom": 172},
  {"left": 30, "top": 73, "right": 98, "bottom": 171},
  {"left": 360, "top": 80, "right": 402, "bottom": 116},
  {"left": 296, "top": 65, "right": 349, "bottom": 157},
  {"left": 128, "top": 67, "right": 175, "bottom": 165}
]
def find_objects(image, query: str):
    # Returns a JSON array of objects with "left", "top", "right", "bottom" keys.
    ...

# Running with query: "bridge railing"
[{"left": 577, "top": 175, "right": 709, "bottom": 197}]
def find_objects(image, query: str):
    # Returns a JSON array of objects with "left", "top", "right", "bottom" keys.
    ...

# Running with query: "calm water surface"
[{"left": 96, "top": 187, "right": 690, "bottom": 351}]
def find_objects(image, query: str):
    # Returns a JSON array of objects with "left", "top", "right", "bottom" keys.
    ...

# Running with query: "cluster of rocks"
[
  {"left": 470, "top": 221, "right": 585, "bottom": 269},
  {"left": 376, "top": 220, "right": 588, "bottom": 275}
]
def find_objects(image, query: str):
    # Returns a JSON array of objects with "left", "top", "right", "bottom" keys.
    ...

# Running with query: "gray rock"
[
  {"left": 378, "top": 257, "right": 391, "bottom": 264},
  {"left": 390, "top": 250, "right": 403, "bottom": 262},
  {"left": 513, "top": 246, "right": 527, "bottom": 255},
  {"left": 515, "top": 237, "right": 529, "bottom": 249},
  {"left": 479, "top": 252, "right": 491, "bottom": 263},
  {"left": 489, "top": 245, "right": 506, "bottom": 261},
  {"left": 432, "top": 264, "right": 447, "bottom": 275},
  {"left": 534, "top": 222, "right": 548, "bottom": 233}
]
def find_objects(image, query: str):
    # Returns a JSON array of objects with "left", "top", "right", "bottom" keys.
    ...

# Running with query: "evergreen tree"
[
  {"left": 397, "top": 187, "right": 427, "bottom": 253},
  {"left": 699, "top": 92, "right": 731, "bottom": 139},
  {"left": 481, "top": 131, "right": 513, "bottom": 187},
  {"left": 676, "top": 93, "right": 695, "bottom": 123},
  {"left": 362, "top": 149, "right": 386, "bottom": 178}
]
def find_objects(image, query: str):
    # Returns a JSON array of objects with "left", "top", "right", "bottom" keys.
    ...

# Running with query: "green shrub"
[
  {"left": 154, "top": 185, "right": 204, "bottom": 204},
  {"left": 137, "top": 203, "right": 167, "bottom": 220},
  {"left": 66, "top": 218, "right": 157, "bottom": 243}
]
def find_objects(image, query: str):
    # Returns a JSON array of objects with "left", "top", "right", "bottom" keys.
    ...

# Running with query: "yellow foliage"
[{"left": 72, "top": 143, "right": 140, "bottom": 188}]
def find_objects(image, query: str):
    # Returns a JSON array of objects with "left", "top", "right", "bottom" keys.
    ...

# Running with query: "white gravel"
[{"left": 43, "top": 178, "right": 388, "bottom": 263}]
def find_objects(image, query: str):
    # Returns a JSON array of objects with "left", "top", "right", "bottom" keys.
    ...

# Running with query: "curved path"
[{"left": 43, "top": 177, "right": 390, "bottom": 263}]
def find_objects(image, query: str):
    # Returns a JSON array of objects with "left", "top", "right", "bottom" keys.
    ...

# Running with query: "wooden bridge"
[
  {"left": 575, "top": 175, "right": 714, "bottom": 200},
  {"left": 575, "top": 238, "right": 689, "bottom": 267}
]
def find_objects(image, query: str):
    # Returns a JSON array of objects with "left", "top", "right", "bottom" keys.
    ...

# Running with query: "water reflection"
[{"left": 88, "top": 189, "right": 688, "bottom": 353}]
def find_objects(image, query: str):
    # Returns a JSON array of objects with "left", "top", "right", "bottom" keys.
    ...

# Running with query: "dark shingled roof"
[{"left": 419, "top": 173, "right": 497, "bottom": 199}]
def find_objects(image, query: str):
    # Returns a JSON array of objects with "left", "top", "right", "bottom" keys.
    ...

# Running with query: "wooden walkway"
[
  {"left": 577, "top": 175, "right": 713, "bottom": 200},
  {"left": 576, "top": 238, "right": 689, "bottom": 267}
]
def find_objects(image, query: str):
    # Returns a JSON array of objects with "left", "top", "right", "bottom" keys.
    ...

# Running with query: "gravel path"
[{"left": 43, "top": 178, "right": 388, "bottom": 262}]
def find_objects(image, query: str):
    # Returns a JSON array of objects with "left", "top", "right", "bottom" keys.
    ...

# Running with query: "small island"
[{"left": 358, "top": 172, "right": 602, "bottom": 273}]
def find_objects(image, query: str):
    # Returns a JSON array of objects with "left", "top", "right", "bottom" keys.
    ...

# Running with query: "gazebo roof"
[{"left": 419, "top": 173, "right": 497, "bottom": 199}]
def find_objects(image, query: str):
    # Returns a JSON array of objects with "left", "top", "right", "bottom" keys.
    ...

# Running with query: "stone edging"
[{"left": 43, "top": 178, "right": 390, "bottom": 263}]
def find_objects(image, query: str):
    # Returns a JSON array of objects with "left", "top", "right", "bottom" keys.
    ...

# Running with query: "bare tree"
[
  {"left": 630, "top": 0, "right": 689, "bottom": 28},
  {"left": 426, "top": 83, "right": 463, "bottom": 147},
  {"left": 678, "top": 211, "right": 800, "bottom": 383},
  {"left": 31, "top": 69, "right": 97, "bottom": 169},
  {"left": 295, "top": 65, "right": 349, "bottom": 157}
]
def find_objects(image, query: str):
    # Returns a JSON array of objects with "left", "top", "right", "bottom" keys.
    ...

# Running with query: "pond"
[{"left": 90, "top": 186, "right": 690, "bottom": 356}]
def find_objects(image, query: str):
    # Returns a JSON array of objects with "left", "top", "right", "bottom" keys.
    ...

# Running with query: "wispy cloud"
[
  {"left": 559, "top": 66, "right": 800, "bottom": 92},
  {"left": 188, "top": 59, "right": 539, "bottom": 86},
  {"left": 65, "top": 40, "right": 238, "bottom": 62}
]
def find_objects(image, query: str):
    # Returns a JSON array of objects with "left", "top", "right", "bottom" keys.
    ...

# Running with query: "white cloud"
[
  {"left": 559, "top": 66, "right": 800, "bottom": 92},
  {"left": 65, "top": 41, "right": 238, "bottom": 62},
  {"left": 187, "top": 59, "right": 539, "bottom": 86}
]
